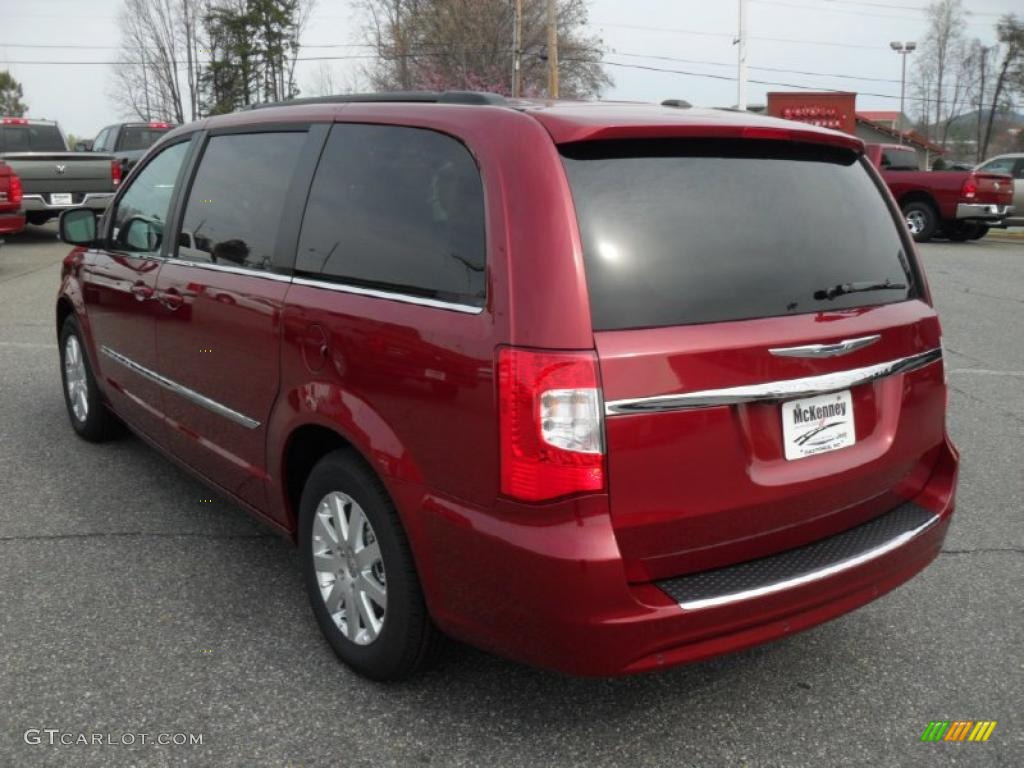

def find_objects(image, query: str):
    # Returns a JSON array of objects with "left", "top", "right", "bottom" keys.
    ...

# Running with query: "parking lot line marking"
[
  {"left": 949, "top": 368, "right": 1024, "bottom": 377},
  {"left": 0, "top": 341, "right": 57, "bottom": 349}
]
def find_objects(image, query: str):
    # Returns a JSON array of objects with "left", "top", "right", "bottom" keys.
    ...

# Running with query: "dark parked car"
[
  {"left": 85, "top": 121, "right": 176, "bottom": 173},
  {"left": 55, "top": 92, "right": 959, "bottom": 680}
]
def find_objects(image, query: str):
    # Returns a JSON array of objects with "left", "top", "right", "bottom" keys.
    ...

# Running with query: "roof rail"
[{"left": 246, "top": 90, "right": 508, "bottom": 110}]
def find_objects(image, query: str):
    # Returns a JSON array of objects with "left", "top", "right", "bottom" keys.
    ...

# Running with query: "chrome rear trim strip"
[
  {"left": 605, "top": 347, "right": 942, "bottom": 416},
  {"left": 291, "top": 276, "right": 484, "bottom": 315},
  {"left": 769, "top": 334, "right": 880, "bottom": 358},
  {"left": 100, "top": 346, "right": 260, "bottom": 429},
  {"left": 675, "top": 513, "right": 940, "bottom": 611}
]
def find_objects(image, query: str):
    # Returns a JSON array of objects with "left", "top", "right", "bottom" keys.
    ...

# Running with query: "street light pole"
[{"left": 889, "top": 41, "right": 916, "bottom": 145}]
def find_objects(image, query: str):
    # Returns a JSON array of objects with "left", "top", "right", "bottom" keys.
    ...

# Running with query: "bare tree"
[
  {"left": 913, "top": 0, "right": 966, "bottom": 149},
  {"left": 110, "top": 0, "right": 202, "bottom": 123},
  {"left": 359, "top": 0, "right": 609, "bottom": 98},
  {"left": 981, "top": 14, "right": 1024, "bottom": 159}
]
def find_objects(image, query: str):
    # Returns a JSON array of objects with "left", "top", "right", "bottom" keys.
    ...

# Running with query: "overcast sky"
[{"left": 0, "top": 0, "right": 1017, "bottom": 138}]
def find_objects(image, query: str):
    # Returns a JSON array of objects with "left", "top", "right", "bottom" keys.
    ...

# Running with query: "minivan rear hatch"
[{"left": 559, "top": 134, "right": 947, "bottom": 583}]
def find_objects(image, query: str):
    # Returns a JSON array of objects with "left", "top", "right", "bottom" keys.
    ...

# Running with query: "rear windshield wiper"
[{"left": 814, "top": 278, "right": 907, "bottom": 301}]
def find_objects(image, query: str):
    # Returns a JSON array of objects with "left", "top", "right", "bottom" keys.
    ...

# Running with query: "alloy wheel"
[
  {"left": 905, "top": 210, "right": 926, "bottom": 235},
  {"left": 64, "top": 335, "right": 89, "bottom": 423},
  {"left": 312, "top": 491, "right": 388, "bottom": 645}
]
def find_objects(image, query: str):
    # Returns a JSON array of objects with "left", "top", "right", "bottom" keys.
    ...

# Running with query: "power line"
[
  {"left": 755, "top": 0, "right": 998, "bottom": 23},
  {"left": 579, "top": 57, "right": 1011, "bottom": 111},
  {"left": 593, "top": 21, "right": 891, "bottom": 50}
]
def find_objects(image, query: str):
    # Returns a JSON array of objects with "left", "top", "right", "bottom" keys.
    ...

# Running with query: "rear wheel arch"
[
  {"left": 56, "top": 296, "right": 75, "bottom": 339},
  {"left": 282, "top": 424, "right": 363, "bottom": 536},
  {"left": 898, "top": 191, "right": 938, "bottom": 213}
]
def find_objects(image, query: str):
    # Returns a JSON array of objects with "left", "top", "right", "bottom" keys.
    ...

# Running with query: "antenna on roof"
[{"left": 661, "top": 99, "right": 692, "bottom": 109}]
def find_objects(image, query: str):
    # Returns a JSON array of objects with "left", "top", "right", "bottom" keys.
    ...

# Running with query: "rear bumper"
[
  {"left": 21, "top": 192, "right": 114, "bottom": 214},
  {"left": 409, "top": 436, "right": 958, "bottom": 676},
  {"left": 956, "top": 202, "right": 1014, "bottom": 220}
]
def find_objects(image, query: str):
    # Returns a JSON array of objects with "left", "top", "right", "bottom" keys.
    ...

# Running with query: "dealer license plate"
[{"left": 781, "top": 390, "right": 856, "bottom": 460}]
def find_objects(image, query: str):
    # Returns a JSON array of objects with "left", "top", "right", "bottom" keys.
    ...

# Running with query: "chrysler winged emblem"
[
  {"left": 55, "top": 164, "right": 66, "bottom": 175},
  {"left": 769, "top": 334, "right": 881, "bottom": 358}
]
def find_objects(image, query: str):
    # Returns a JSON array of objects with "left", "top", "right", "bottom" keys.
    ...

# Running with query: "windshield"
[
  {"left": 0, "top": 124, "right": 66, "bottom": 152},
  {"left": 561, "top": 139, "right": 916, "bottom": 330},
  {"left": 119, "top": 126, "right": 172, "bottom": 152}
]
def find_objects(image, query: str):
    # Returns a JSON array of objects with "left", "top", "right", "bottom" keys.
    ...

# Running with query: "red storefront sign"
[{"left": 766, "top": 92, "right": 857, "bottom": 135}]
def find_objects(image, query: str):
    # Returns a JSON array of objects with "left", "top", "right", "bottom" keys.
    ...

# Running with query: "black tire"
[
  {"left": 299, "top": 449, "right": 440, "bottom": 681},
  {"left": 902, "top": 201, "right": 938, "bottom": 243},
  {"left": 945, "top": 221, "right": 976, "bottom": 242},
  {"left": 26, "top": 212, "right": 52, "bottom": 226},
  {"left": 58, "top": 316, "right": 120, "bottom": 442},
  {"left": 969, "top": 224, "right": 990, "bottom": 241}
]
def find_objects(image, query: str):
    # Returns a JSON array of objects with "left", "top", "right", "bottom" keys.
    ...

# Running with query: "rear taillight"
[
  {"left": 498, "top": 347, "right": 605, "bottom": 502},
  {"left": 111, "top": 159, "right": 122, "bottom": 188},
  {"left": 961, "top": 177, "right": 977, "bottom": 199},
  {"left": 9, "top": 173, "right": 22, "bottom": 205},
  {"left": 1, "top": 117, "right": 28, "bottom": 125}
]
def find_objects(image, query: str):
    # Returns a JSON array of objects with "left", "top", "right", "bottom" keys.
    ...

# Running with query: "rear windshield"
[
  {"left": 0, "top": 124, "right": 66, "bottom": 152},
  {"left": 119, "top": 126, "right": 171, "bottom": 152},
  {"left": 561, "top": 139, "right": 915, "bottom": 330}
]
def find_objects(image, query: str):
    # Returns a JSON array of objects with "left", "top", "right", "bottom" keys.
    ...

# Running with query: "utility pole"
[
  {"left": 889, "top": 41, "right": 916, "bottom": 144},
  {"left": 736, "top": 0, "right": 748, "bottom": 110},
  {"left": 547, "top": 0, "right": 559, "bottom": 99},
  {"left": 512, "top": 0, "right": 523, "bottom": 98},
  {"left": 976, "top": 46, "right": 989, "bottom": 163},
  {"left": 140, "top": 44, "right": 152, "bottom": 121}
]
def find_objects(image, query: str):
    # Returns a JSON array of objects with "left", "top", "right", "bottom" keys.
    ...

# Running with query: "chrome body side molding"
[
  {"left": 605, "top": 347, "right": 942, "bottom": 416},
  {"left": 100, "top": 346, "right": 260, "bottom": 429}
]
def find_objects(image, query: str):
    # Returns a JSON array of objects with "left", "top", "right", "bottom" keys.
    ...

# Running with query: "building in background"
[{"left": 757, "top": 92, "right": 944, "bottom": 169}]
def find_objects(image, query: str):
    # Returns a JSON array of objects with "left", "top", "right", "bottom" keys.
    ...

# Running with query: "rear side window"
[
  {"left": 175, "top": 132, "right": 305, "bottom": 271},
  {"left": 119, "top": 126, "right": 170, "bottom": 152},
  {"left": 562, "top": 139, "right": 915, "bottom": 330},
  {"left": 296, "top": 124, "right": 486, "bottom": 306},
  {"left": 881, "top": 148, "right": 919, "bottom": 170},
  {"left": 0, "top": 124, "right": 65, "bottom": 152}
]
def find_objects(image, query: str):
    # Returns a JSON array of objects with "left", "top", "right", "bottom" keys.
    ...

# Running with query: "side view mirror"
[
  {"left": 59, "top": 208, "right": 98, "bottom": 246},
  {"left": 73, "top": 142, "right": 88, "bottom": 152},
  {"left": 122, "top": 215, "right": 162, "bottom": 252}
]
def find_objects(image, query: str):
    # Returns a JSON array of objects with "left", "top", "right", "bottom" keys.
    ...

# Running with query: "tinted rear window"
[
  {"left": 119, "top": 126, "right": 171, "bottom": 151},
  {"left": 0, "top": 124, "right": 66, "bottom": 152},
  {"left": 881, "top": 148, "right": 919, "bottom": 171},
  {"left": 296, "top": 123, "right": 486, "bottom": 306},
  {"left": 561, "top": 139, "right": 915, "bottom": 330}
]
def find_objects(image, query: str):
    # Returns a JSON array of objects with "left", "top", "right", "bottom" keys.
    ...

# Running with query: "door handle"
[
  {"left": 157, "top": 289, "right": 185, "bottom": 310},
  {"left": 130, "top": 283, "right": 154, "bottom": 301}
]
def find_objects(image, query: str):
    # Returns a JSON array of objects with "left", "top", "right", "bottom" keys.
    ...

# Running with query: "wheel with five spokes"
[{"left": 299, "top": 450, "right": 440, "bottom": 680}]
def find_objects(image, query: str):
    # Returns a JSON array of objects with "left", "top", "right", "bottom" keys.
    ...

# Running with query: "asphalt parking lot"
[{"left": 1, "top": 224, "right": 1021, "bottom": 768}]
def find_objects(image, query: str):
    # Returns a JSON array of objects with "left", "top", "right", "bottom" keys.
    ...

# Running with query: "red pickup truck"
[
  {"left": 0, "top": 160, "right": 25, "bottom": 235},
  {"left": 867, "top": 144, "right": 1014, "bottom": 242}
]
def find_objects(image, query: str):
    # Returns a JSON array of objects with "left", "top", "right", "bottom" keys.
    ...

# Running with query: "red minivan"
[{"left": 55, "top": 93, "right": 958, "bottom": 680}]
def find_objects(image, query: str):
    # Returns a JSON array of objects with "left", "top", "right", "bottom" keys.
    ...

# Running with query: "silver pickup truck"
[{"left": 0, "top": 117, "right": 118, "bottom": 227}]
